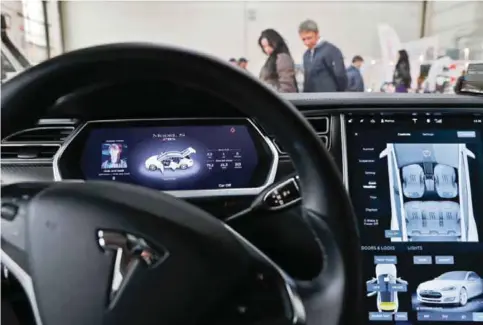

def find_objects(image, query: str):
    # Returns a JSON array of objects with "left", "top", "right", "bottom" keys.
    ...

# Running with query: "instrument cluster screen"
[
  {"left": 79, "top": 122, "right": 269, "bottom": 191},
  {"left": 346, "top": 113, "right": 483, "bottom": 324}
]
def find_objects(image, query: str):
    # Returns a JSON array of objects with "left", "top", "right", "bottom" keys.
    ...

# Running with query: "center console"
[{"left": 344, "top": 112, "right": 483, "bottom": 324}]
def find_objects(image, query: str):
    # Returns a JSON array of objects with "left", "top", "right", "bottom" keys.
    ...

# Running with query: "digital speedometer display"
[{"left": 79, "top": 122, "right": 270, "bottom": 191}]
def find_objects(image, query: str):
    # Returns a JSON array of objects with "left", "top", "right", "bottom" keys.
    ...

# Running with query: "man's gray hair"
[{"left": 299, "top": 19, "right": 319, "bottom": 33}]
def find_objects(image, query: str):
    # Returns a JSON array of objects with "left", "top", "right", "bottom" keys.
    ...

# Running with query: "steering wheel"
[{"left": 1, "top": 44, "right": 361, "bottom": 325}]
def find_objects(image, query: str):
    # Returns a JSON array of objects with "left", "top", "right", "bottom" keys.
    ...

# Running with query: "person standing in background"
[
  {"left": 228, "top": 58, "right": 237, "bottom": 65},
  {"left": 393, "top": 50, "right": 412, "bottom": 93},
  {"left": 454, "top": 69, "right": 466, "bottom": 93},
  {"left": 238, "top": 57, "right": 248, "bottom": 70},
  {"left": 346, "top": 55, "right": 365, "bottom": 92},
  {"left": 298, "top": 19, "right": 347, "bottom": 92},
  {"left": 258, "top": 29, "right": 298, "bottom": 93}
]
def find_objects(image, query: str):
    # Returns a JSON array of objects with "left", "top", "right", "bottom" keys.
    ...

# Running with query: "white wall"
[
  {"left": 61, "top": 1, "right": 422, "bottom": 74},
  {"left": 425, "top": 1, "right": 483, "bottom": 59},
  {"left": 61, "top": 1, "right": 246, "bottom": 62}
]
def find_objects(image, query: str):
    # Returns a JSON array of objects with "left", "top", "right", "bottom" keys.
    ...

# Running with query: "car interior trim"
[
  {"left": 1, "top": 143, "right": 61, "bottom": 164},
  {"left": 1, "top": 126, "right": 75, "bottom": 143},
  {"left": 53, "top": 117, "right": 279, "bottom": 198},
  {"left": 340, "top": 114, "right": 349, "bottom": 190}
]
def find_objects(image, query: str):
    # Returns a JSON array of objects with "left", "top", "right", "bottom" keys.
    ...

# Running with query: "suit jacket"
[
  {"left": 302, "top": 41, "right": 348, "bottom": 92},
  {"left": 346, "top": 65, "right": 364, "bottom": 92}
]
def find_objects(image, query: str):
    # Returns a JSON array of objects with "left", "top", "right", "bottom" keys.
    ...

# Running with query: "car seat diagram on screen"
[{"left": 379, "top": 143, "right": 478, "bottom": 243}]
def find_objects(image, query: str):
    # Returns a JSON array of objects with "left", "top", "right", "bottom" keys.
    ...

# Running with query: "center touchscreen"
[
  {"left": 80, "top": 122, "right": 267, "bottom": 191},
  {"left": 346, "top": 113, "right": 483, "bottom": 324}
]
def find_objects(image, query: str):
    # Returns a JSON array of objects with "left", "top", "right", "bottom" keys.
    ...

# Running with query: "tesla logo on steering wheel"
[{"left": 97, "top": 230, "right": 168, "bottom": 302}]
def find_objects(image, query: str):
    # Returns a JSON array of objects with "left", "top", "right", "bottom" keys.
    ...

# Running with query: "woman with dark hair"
[
  {"left": 258, "top": 29, "right": 298, "bottom": 93},
  {"left": 393, "top": 49, "right": 412, "bottom": 93}
]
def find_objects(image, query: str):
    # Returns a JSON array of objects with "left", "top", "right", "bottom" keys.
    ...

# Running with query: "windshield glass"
[
  {"left": 437, "top": 271, "right": 467, "bottom": 281},
  {"left": 2, "top": 1, "right": 483, "bottom": 91}
]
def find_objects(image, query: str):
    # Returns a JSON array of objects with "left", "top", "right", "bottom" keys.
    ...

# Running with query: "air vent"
[
  {"left": 1, "top": 144, "right": 60, "bottom": 162},
  {"left": 3, "top": 127, "right": 74, "bottom": 143},
  {"left": 273, "top": 116, "right": 330, "bottom": 157},
  {"left": 307, "top": 116, "right": 329, "bottom": 134},
  {"left": 273, "top": 135, "right": 330, "bottom": 156}
]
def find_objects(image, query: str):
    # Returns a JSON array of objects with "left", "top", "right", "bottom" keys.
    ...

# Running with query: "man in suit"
[
  {"left": 299, "top": 19, "right": 347, "bottom": 92},
  {"left": 346, "top": 55, "right": 365, "bottom": 92}
]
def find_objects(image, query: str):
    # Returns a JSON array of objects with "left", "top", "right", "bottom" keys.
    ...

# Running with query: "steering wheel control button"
[
  {"left": 1, "top": 203, "right": 18, "bottom": 221},
  {"left": 263, "top": 178, "right": 300, "bottom": 210},
  {"left": 97, "top": 230, "right": 168, "bottom": 303}
]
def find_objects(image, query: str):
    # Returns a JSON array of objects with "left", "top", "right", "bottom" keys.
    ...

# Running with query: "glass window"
[
  {"left": 468, "top": 273, "right": 480, "bottom": 280},
  {"left": 1, "top": 52, "right": 16, "bottom": 80},
  {"left": 437, "top": 271, "right": 467, "bottom": 281}
]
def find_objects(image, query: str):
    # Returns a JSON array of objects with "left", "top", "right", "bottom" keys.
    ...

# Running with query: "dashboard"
[{"left": 1, "top": 92, "right": 483, "bottom": 325}]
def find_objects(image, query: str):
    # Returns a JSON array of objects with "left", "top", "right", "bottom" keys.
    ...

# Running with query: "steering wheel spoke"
[
  {"left": 1, "top": 182, "right": 262, "bottom": 325},
  {"left": 209, "top": 226, "right": 306, "bottom": 325},
  {"left": 209, "top": 265, "right": 304, "bottom": 325}
]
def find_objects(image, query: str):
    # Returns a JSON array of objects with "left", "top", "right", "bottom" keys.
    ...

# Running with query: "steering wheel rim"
[{"left": 1, "top": 43, "right": 361, "bottom": 325}]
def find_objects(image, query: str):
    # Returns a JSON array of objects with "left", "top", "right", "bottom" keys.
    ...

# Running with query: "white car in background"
[
  {"left": 145, "top": 147, "right": 196, "bottom": 173},
  {"left": 417, "top": 271, "right": 483, "bottom": 306}
]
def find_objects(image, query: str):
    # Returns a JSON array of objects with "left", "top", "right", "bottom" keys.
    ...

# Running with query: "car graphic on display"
[
  {"left": 379, "top": 143, "right": 478, "bottom": 242},
  {"left": 145, "top": 147, "right": 196, "bottom": 173},
  {"left": 417, "top": 271, "right": 483, "bottom": 306},
  {"left": 366, "top": 264, "right": 408, "bottom": 313}
]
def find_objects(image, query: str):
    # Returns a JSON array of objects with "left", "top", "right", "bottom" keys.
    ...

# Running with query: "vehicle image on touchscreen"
[
  {"left": 416, "top": 271, "right": 483, "bottom": 307},
  {"left": 380, "top": 143, "right": 478, "bottom": 242},
  {"left": 145, "top": 147, "right": 196, "bottom": 173}
]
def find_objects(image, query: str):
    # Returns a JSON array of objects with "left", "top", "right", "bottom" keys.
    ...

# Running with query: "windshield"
[
  {"left": 2, "top": 1, "right": 483, "bottom": 91},
  {"left": 437, "top": 271, "right": 468, "bottom": 281}
]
